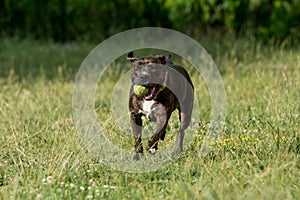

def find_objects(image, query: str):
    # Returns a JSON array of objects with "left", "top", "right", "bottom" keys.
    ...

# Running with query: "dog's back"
[{"left": 166, "top": 55, "right": 194, "bottom": 89}]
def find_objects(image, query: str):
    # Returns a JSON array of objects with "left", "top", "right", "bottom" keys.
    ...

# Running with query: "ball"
[{"left": 133, "top": 85, "right": 149, "bottom": 97}]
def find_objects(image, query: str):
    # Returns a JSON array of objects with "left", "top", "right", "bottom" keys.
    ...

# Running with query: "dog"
[{"left": 127, "top": 52, "right": 194, "bottom": 160}]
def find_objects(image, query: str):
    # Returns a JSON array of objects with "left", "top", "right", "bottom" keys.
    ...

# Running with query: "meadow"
[{"left": 0, "top": 37, "right": 299, "bottom": 199}]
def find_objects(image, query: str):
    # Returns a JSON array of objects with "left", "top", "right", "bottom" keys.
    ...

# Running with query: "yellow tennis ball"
[{"left": 134, "top": 85, "right": 149, "bottom": 97}]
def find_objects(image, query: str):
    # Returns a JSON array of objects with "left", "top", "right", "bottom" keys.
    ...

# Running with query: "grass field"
[{"left": 0, "top": 37, "right": 299, "bottom": 199}]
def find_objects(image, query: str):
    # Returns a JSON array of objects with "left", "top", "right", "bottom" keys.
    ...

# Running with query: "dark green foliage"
[
  {"left": 0, "top": 0, "right": 299, "bottom": 42},
  {"left": 252, "top": 0, "right": 300, "bottom": 42}
]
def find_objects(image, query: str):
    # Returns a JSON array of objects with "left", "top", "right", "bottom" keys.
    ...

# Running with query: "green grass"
[{"left": 0, "top": 37, "right": 299, "bottom": 199}]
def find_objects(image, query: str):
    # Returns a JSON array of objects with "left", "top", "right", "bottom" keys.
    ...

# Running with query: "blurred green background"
[{"left": 1, "top": 0, "right": 300, "bottom": 43}]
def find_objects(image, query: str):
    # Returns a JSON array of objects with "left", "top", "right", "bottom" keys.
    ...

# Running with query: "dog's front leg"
[
  {"left": 131, "top": 114, "right": 143, "bottom": 160},
  {"left": 146, "top": 107, "right": 170, "bottom": 155}
]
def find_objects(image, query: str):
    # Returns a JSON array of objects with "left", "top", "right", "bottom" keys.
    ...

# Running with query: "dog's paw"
[
  {"left": 133, "top": 153, "right": 143, "bottom": 161},
  {"left": 148, "top": 148, "right": 156, "bottom": 155},
  {"left": 174, "top": 147, "right": 183, "bottom": 155}
]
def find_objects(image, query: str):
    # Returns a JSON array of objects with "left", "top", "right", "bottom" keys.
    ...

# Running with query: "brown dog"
[{"left": 127, "top": 52, "right": 194, "bottom": 160}]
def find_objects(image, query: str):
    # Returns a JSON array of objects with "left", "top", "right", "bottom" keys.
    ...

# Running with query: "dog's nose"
[{"left": 140, "top": 72, "right": 150, "bottom": 79}]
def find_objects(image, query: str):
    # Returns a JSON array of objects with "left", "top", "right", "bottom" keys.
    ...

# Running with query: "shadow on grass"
[
  {"left": 0, "top": 39, "right": 94, "bottom": 81},
  {"left": 0, "top": 39, "right": 169, "bottom": 82},
  {"left": 1, "top": 36, "right": 297, "bottom": 82}
]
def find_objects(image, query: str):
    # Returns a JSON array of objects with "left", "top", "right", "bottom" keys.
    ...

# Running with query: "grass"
[{"left": 0, "top": 37, "right": 299, "bottom": 199}]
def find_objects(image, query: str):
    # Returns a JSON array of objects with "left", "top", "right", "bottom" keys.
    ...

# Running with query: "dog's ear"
[
  {"left": 166, "top": 54, "right": 174, "bottom": 65},
  {"left": 126, "top": 52, "right": 138, "bottom": 62}
]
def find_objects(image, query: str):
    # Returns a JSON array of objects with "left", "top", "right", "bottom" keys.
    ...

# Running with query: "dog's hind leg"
[
  {"left": 131, "top": 114, "right": 143, "bottom": 160},
  {"left": 175, "top": 90, "right": 194, "bottom": 154},
  {"left": 175, "top": 111, "right": 186, "bottom": 154}
]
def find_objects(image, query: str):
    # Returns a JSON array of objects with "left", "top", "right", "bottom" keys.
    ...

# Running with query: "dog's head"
[{"left": 127, "top": 52, "right": 169, "bottom": 100}]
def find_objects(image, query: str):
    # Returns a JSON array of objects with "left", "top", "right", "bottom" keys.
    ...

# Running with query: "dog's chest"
[{"left": 139, "top": 100, "right": 156, "bottom": 121}]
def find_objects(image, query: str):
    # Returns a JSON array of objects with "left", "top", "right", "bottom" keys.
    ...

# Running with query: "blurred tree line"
[{"left": 0, "top": 0, "right": 299, "bottom": 43}]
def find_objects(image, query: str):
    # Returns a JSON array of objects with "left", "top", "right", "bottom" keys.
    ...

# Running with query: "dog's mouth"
[
  {"left": 136, "top": 72, "right": 168, "bottom": 100},
  {"left": 144, "top": 84, "right": 162, "bottom": 100}
]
